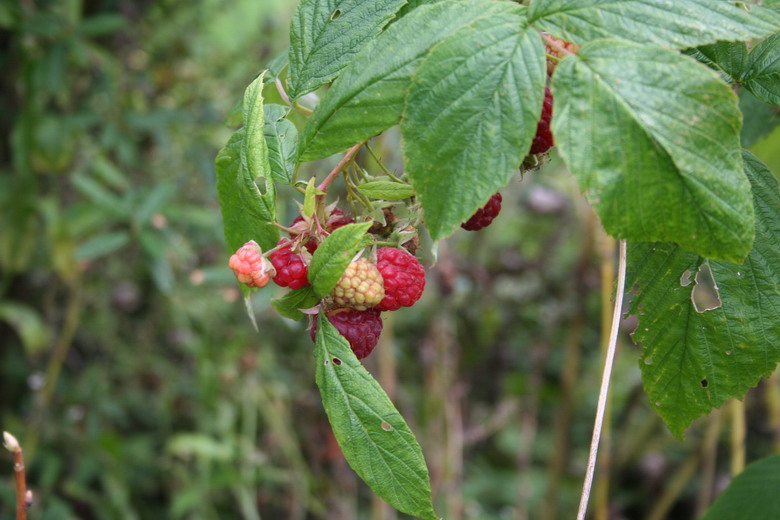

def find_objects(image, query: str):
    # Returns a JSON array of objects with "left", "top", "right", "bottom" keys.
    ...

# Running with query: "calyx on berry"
[{"left": 229, "top": 241, "right": 275, "bottom": 288}]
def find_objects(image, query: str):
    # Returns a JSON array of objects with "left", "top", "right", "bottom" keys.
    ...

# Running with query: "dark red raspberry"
[
  {"left": 310, "top": 309, "right": 383, "bottom": 359},
  {"left": 291, "top": 208, "right": 355, "bottom": 253},
  {"left": 530, "top": 87, "right": 554, "bottom": 154},
  {"left": 269, "top": 239, "right": 310, "bottom": 289},
  {"left": 461, "top": 192, "right": 503, "bottom": 231},
  {"left": 375, "top": 248, "right": 426, "bottom": 311}
]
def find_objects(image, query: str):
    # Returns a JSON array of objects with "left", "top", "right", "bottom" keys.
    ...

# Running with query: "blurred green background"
[{"left": 2, "top": 1, "right": 780, "bottom": 519}]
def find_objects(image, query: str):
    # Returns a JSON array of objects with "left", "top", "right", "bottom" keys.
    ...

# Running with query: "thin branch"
[
  {"left": 316, "top": 143, "right": 363, "bottom": 192},
  {"left": 4, "top": 432, "right": 31, "bottom": 520},
  {"left": 576, "top": 239, "right": 627, "bottom": 520}
]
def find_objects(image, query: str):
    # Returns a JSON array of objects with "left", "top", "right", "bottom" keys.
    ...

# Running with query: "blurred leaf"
[
  {"left": 287, "top": 0, "right": 406, "bottom": 99},
  {"left": 529, "top": 0, "right": 780, "bottom": 48},
  {"left": 553, "top": 39, "right": 753, "bottom": 262},
  {"left": 167, "top": 434, "right": 233, "bottom": 461},
  {"left": 627, "top": 152, "right": 780, "bottom": 437},
  {"left": 700, "top": 455, "right": 780, "bottom": 520},
  {"left": 740, "top": 89, "right": 780, "bottom": 147},
  {"left": 71, "top": 173, "right": 128, "bottom": 218},
  {"left": 139, "top": 231, "right": 174, "bottom": 293},
  {"left": 308, "top": 222, "right": 371, "bottom": 298},
  {"left": 134, "top": 184, "right": 174, "bottom": 226},
  {"left": 402, "top": 5, "right": 544, "bottom": 240},
  {"left": 0, "top": 302, "right": 50, "bottom": 356},
  {"left": 78, "top": 14, "right": 126, "bottom": 36},
  {"left": 75, "top": 231, "right": 130, "bottom": 261},
  {"left": 314, "top": 315, "right": 437, "bottom": 520}
]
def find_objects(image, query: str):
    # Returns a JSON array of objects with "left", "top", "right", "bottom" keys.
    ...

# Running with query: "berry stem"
[
  {"left": 273, "top": 221, "right": 299, "bottom": 234},
  {"left": 576, "top": 239, "right": 626, "bottom": 520},
  {"left": 317, "top": 142, "right": 363, "bottom": 193},
  {"left": 365, "top": 143, "right": 404, "bottom": 183},
  {"left": 275, "top": 77, "right": 293, "bottom": 107},
  {"left": 4, "top": 432, "right": 31, "bottom": 520},
  {"left": 541, "top": 32, "right": 574, "bottom": 57}
]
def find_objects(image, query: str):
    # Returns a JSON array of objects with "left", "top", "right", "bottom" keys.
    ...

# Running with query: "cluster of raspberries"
[{"left": 229, "top": 210, "right": 427, "bottom": 360}]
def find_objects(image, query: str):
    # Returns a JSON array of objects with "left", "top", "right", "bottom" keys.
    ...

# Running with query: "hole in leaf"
[
  {"left": 701, "top": 379, "right": 708, "bottom": 388},
  {"left": 330, "top": 9, "right": 341, "bottom": 20},
  {"left": 691, "top": 262, "right": 722, "bottom": 313},
  {"left": 332, "top": 357, "right": 342, "bottom": 366},
  {"left": 324, "top": 359, "right": 329, "bottom": 365},
  {"left": 381, "top": 421, "right": 392, "bottom": 431},
  {"left": 725, "top": 350, "right": 732, "bottom": 356},
  {"left": 644, "top": 357, "right": 653, "bottom": 365},
  {"left": 680, "top": 269, "right": 692, "bottom": 287}
]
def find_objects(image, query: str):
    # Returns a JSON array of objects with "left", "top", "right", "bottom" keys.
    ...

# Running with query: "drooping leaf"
[
  {"left": 700, "top": 455, "right": 780, "bottom": 520},
  {"left": 743, "top": 32, "right": 780, "bottom": 107},
  {"left": 553, "top": 39, "right": 754, "bottom": 262},
  {"left": 308, "top": 222, "right": 371, "bottom": 298},
  {"left": 297, "top": 0, "right": 511, "bottom": 162},
  {"left": 271, "top": 286, "right": 320, "bottom": 321},
  {"left": 215, "top": 129, "right": 279, "bottom": 253},
  {"left": 529, "top": 0, "right": 780, "bottom": 49},
  {"left": 402, "top": 6, "right": 545, "bottom": 240},
  {"left": 287, "top": 0, "right": 407, "bottom": 99},
  {"left": 241, "top": 73, "right": 269, "bottom": 181},
  {"left": 627, "top": 152, "right": 780, "bottom": 438},
  {"left": 314, "top": 315, "right": 437, "bottom": 520},
  {"left": 357, "top": 180, "right": 416, "bottom": 201},
  {"left": 264, "top": 104, "right": 297, "bottom": 184}
]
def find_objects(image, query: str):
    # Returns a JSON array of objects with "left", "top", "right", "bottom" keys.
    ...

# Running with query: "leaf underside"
[{"left": 627, "top": 152, "right": 780, "bottom": 438}]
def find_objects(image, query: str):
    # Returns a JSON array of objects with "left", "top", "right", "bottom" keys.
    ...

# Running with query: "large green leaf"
[
  {"left": 287, "top": 0, "right": 407, "bottom": 99},
  {"left": 297, "top": 0, "right": 510, "bottom": 162},
  {"left": 314, "top": 316, "right": 437, "bottom": 520},
  {"left": 215, "top": 129, "right": 279, "bottom": 253},
  {"left": 263, "top": 104, "right": 297, "bottom": 184},
  {"left": 529, "top": 0, "right": 780, "bottom": 49},
  {"left": 402, "top": 6, "right": 545, "bottom": 240},
  {"left": 553, "top": 39, "right": 754, "bottom": 262},
  {"left": 743, "top": 32, "right": 780, "bottom": 107},
  {"left": 700, "top": 455, "right": 780, "bottom": 520},
  {"left": 307, "top": 222, "right": 371, "bottom": 298},
  {"left": 627, "top": 152, "right": 780, "bottom": 438}
]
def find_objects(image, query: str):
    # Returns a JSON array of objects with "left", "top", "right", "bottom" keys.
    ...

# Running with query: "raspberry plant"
[{"left": 216, "top": 1, "right": 780, "bottom": 518}]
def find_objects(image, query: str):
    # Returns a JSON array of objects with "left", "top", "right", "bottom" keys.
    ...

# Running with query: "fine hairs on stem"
[{"left": 576, "top": 239, "right": 627, "bottom": 520}]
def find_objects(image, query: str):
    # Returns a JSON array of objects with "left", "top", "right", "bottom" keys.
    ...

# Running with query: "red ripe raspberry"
[
  {"left": 530, "top": 87, "right": 554, "bottom": 154},
  {"left": 269, "top": 239, "right": 310, "bottom": 290},
  {"left": 310, "top": 309, "right": 383, "bottom": 359},
  {"left": 229, "top": 241, "right": 274, "bottom": 288},
  {"left": 291, "top": 207, "right": 355, "bottom": 253},
  {"left": 375, "top": 248, "right": 426, "bottom": 311},
  {"left": 461, "top": 192, "right": 503, "bottom": 231}
]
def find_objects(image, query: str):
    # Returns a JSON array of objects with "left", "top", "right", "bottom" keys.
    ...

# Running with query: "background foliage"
[{"left": 2, "top": 1, "right": 780, "bottom": 519}]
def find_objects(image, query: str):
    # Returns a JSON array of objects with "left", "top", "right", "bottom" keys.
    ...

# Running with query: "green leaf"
[
  {"left": 308, "top": 222, "right": 371, "bottom": 298},
  {"left": 264, "top": 104, "right": 297, "bottom": 184},
  {"left": 700, "top": 455, "right": 780, "bottom": 520},
  {"left": 314, "top": 316, "right": 437, "bottom": 520},
  {"left": 302, "top": 177, "right": 321, "bottom": 218},
  {"left": 0, "top": 302, "right": 50, "bottom": 356},
  {"left": 75, "top": 231, "right": 130, "bottom": 261},
  {"left": 739, "top": 89, "right": 780, "bottom": 148},
  {"left": 627, "top": 152, "right": 780, "bottom": 437},
  {"left": 529, "top": 0, "right": 780, "bottom": 49},
  {"left": 298, "top": 0, "right": 511, "bottom": 162},
  {"left": 241, "top": 73, "right": 269, "bottom": 181},
  {"left": 357, "top": 181, "right": 416, "bottom": 201},
  {"left": 692, "top": 41, "right": 749, "bottom": 83},
  {"left": 271, "top": 286, "right": 320, "bottom": 321},
  {"left": 402, "top": 6, "right": 545, "bottom": 240},
  {"left": 287, "top": 0, "right": 407, "bottom": 99},
  {"left": 553, "top": 39, "right": 754, "bottom": 262},
  {"left": 215, "top": 129, "right": 280, "bottom": 253},
  {"left": 743, "top": 32, "right": 780, "bottom": 106}
]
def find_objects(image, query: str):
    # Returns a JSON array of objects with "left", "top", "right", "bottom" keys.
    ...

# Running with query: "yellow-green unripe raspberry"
[{"left": 332, "top": 258, "right": 385, "bottom": 310}]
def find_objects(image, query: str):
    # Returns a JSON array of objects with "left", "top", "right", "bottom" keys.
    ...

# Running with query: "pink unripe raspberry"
[
  {"left": 229, "top": 241, "right": 275, "bottom": 288},
  {"left": 461, "top": 192, "right": 503, "bottom": 231},
  {"left": 375, "top": 248, "right": 426, "bottom": 311},
  {"left": 310, "top": 309, "right": 383, "bottom": 359},
  {"left": 269, "top": 239, "right": 310, "bottom": 290},
  {"left": 332, "top": 258, "right": 385, "bottom": 310},
  {"left": 530, "top": 87, "right": 554, "bottom": 154}
]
